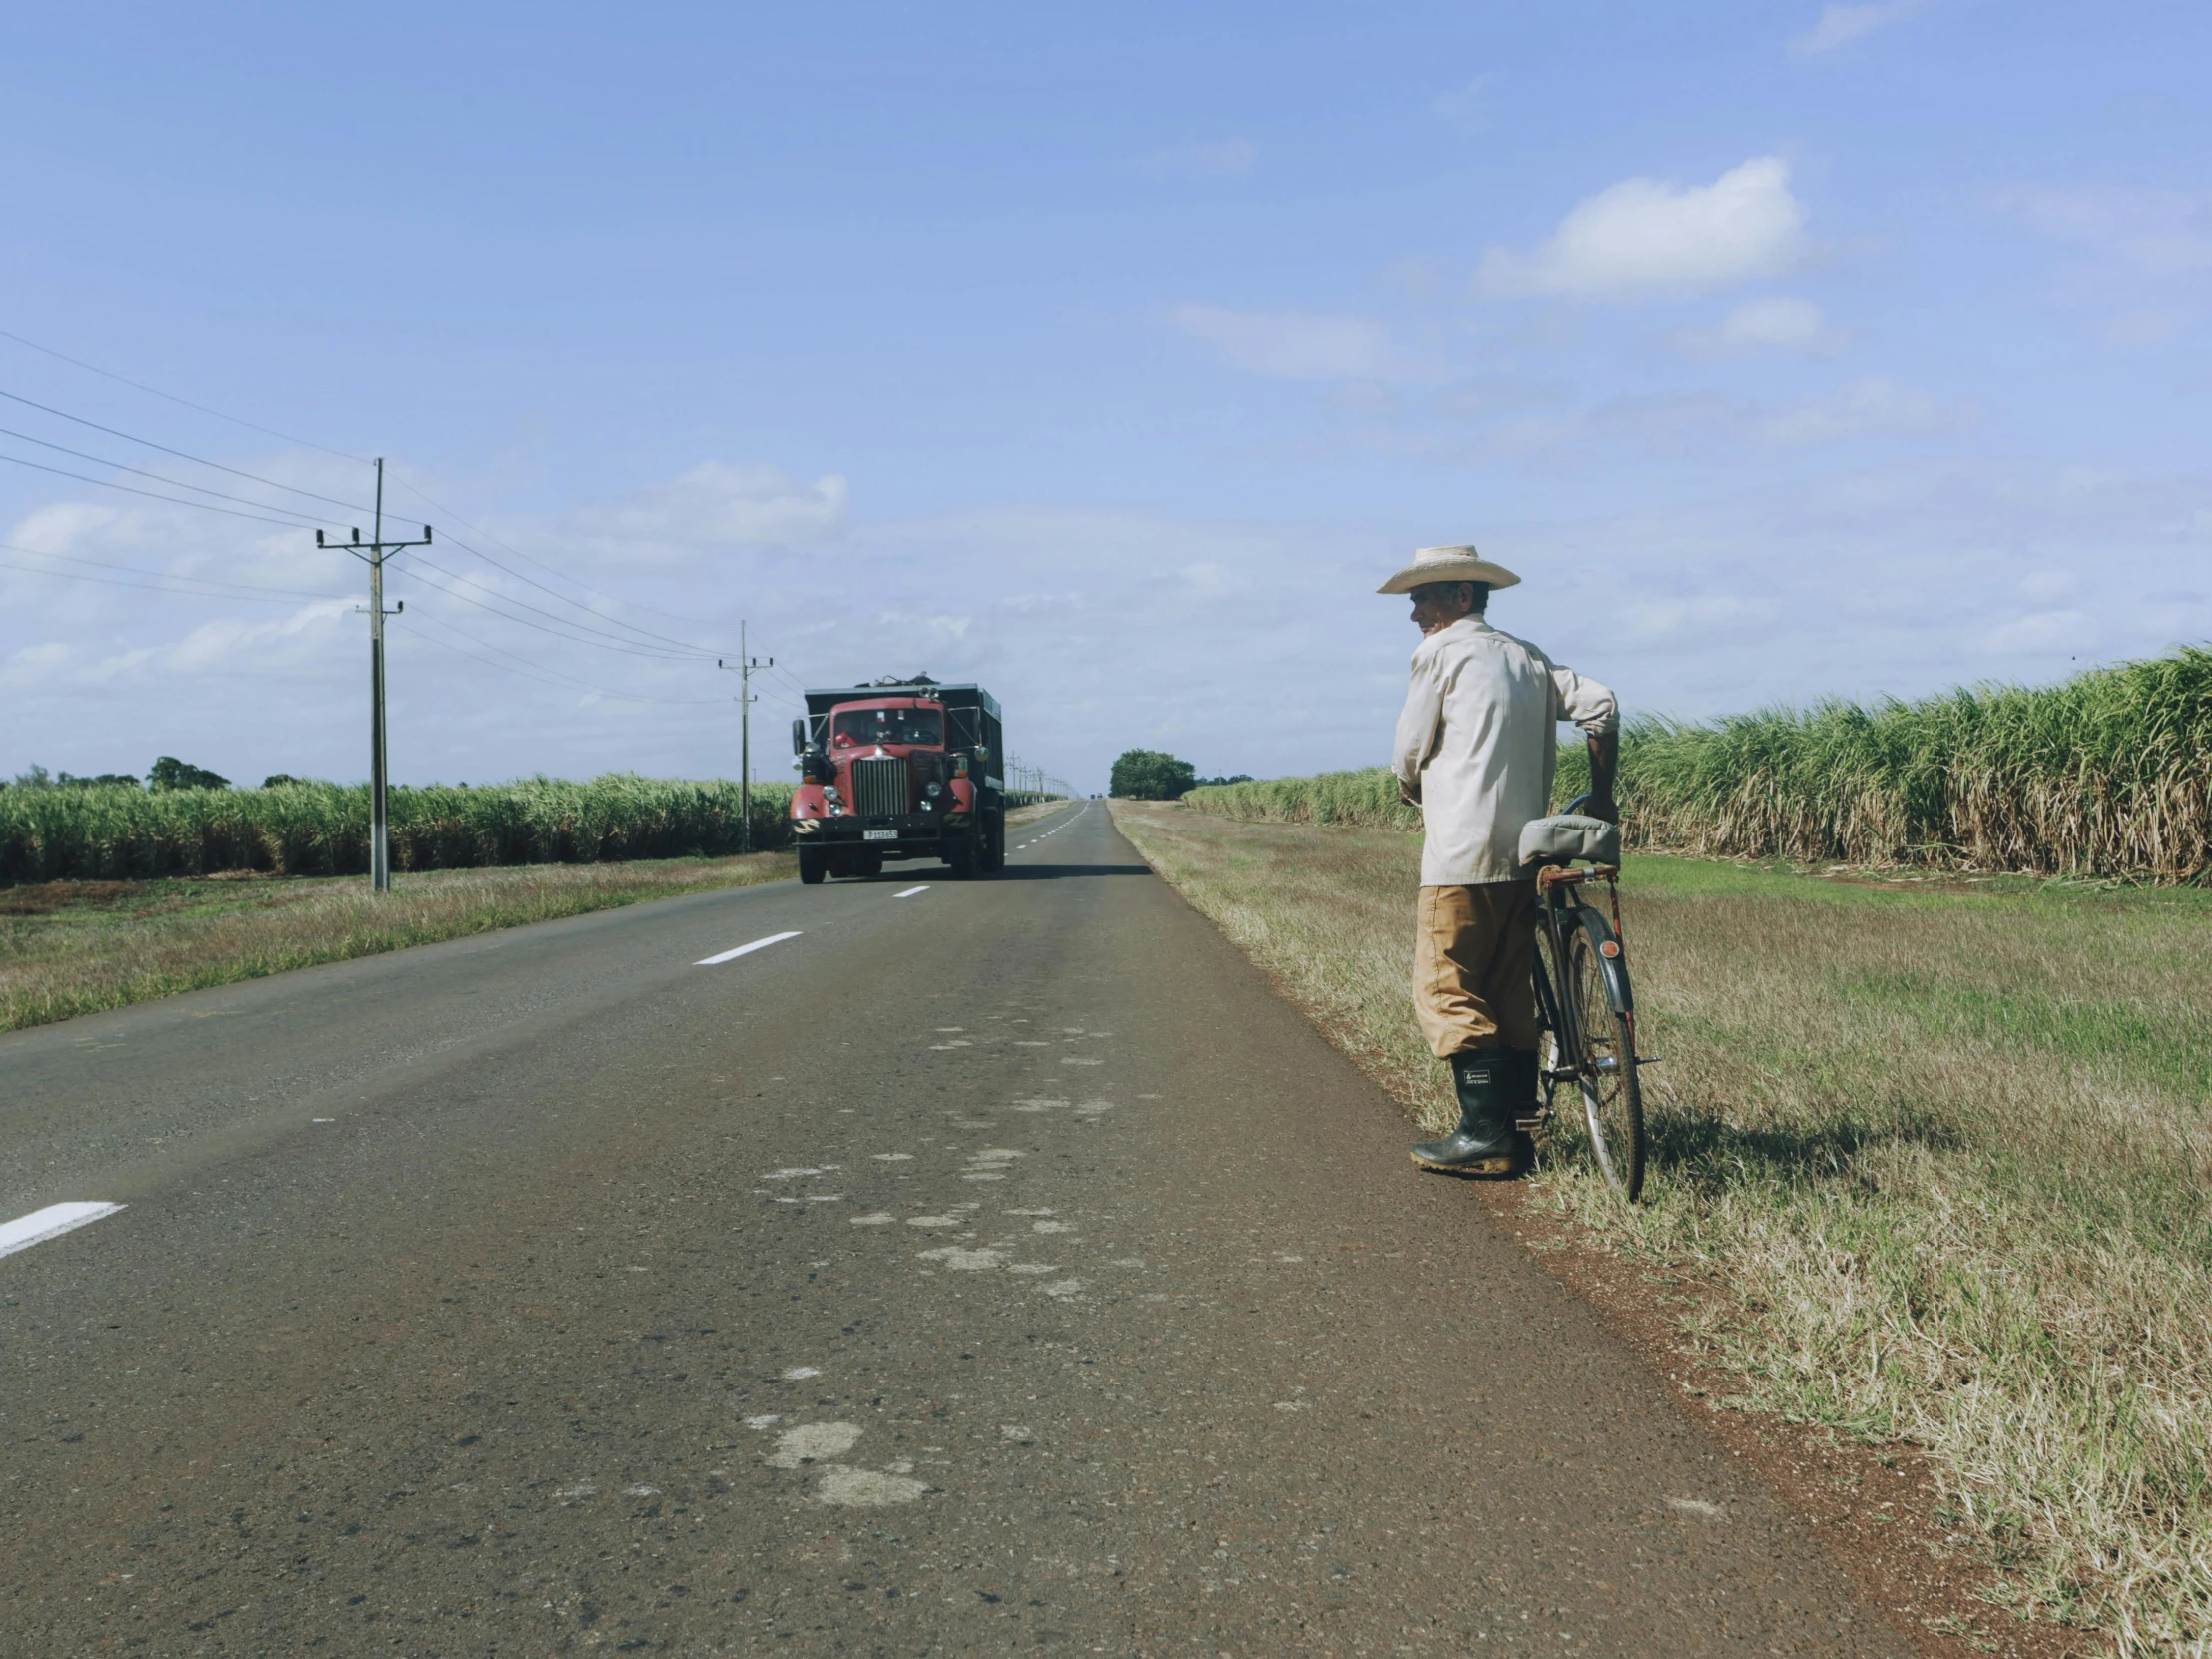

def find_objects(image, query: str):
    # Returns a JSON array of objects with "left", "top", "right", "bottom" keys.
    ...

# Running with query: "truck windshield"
[{"left": 832, "top": 707, "right": 942, "bottom": 747}]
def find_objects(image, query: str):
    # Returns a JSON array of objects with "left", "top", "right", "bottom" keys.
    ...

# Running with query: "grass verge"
[
  {"left": 0, "top": 852, "right": 795, "bottom": 1034},
  {"left": 1112, "top": 799, "right": 2212, "bottom": 1657}
]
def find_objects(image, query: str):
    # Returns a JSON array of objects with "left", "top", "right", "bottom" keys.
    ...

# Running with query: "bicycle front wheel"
[{"left": 1565, "top": 919, "right": 1645, "bottom": 1201}]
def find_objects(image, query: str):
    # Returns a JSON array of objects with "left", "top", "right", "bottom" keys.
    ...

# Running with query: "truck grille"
[{"left": 850, "top": 756, "right": 909, "bottom": 817}]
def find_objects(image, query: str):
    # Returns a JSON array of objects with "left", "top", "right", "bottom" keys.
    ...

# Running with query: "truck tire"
[
  {"left": 944, "top": 834, "right": 977, "bottom": 879},
  {"left": 981, "top": 811, "right": 1006, "bottom": 873},
  {"left": 857, "top": 851, "right": 884, "bottom": 878},
  {"left": 798, "top": 848, "right": 827, "bottom": 885}
]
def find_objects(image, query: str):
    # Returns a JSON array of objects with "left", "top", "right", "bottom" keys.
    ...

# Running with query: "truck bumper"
[{"left": 792, "top": 814, "right": 969, "bottom": 858}]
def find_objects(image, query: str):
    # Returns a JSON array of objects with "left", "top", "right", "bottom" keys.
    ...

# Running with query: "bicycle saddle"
[{"left": 1518, "top": 813, "right": 1621, "bottom": 868}]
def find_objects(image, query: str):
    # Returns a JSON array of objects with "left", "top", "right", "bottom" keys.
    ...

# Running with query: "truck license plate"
[{"left": 863, "top": 829, "right": 897, "bottom": 841}]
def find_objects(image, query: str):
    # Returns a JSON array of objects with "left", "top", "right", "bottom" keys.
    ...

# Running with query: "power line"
[
  {"left": 0, "top": 332, "right": 753, "bottom": 658},
  {"left": 0, "top": 552, "right": 332, "bottom": 606},
  {"left": 405, "top": 610, "right": 731, "bottom": 705},
  {"left": 400, "top": 554, "right": 713, "bottom": 660},
  {"left": 764, "top": 662, "right": 814, "bottom": 700},
  {"left": 0, "top": 325, "right": 367, "bottom": 462},
  {"left": 0, "top": 449, "right": 329, "bottom": 528},
  {"left": 0, "top": 424, "right": 338, "bottom": 527},
  {"left": 384, "top": 467, "right": 741, "bottom": 643},
  {"left": 429, "top": 526, "right": 731, "bottom": 657},
  {"left": 0, "top": 324, "right": 795, "bottom": 719},
  {"left": 0, "top": 538, "right": 334, "bottom": 602},
  {"left": 0, "top": 387, "right": 381, "bottom": 516},
  {"left": 376, "top": 481, "right": 740, "bottom": 657}
]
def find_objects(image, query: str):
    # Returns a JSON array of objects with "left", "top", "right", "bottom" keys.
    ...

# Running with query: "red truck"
[{"left": 788, "top": 677, "right": 1007, "bottom": 883}]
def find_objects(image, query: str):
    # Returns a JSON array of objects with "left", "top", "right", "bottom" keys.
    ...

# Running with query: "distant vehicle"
[{"left": 789, "top": 677, "right": 1006, "bottom": 883}]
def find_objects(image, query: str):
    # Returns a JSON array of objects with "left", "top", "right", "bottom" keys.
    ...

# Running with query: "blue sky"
[{"left": 3, "top": 1, "right": 2207, "bottom": 790}]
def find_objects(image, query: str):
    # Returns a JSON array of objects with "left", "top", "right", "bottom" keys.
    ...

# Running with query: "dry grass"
[
  {"left": 1113, "top": 800, "right": 2212, "bottom": 1657},
  {"left": 0, "top": 853, "right": 794, "bottom": 1034}
]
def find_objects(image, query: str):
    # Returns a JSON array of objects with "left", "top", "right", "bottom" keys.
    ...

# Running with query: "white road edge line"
[
  {"left": 893, "top": 885, "right": 930, "bottom": 898},
  {"left": 695, "top": 930, "right": 804, "bottom": 967},
  {"left": 0, "top": 1202, "right": 125, "bottom": 1262}
]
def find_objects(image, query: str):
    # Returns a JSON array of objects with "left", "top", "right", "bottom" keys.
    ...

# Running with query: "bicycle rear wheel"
[{"left": 1564, "top": 919, "right": 1645, "bottom": 1201}]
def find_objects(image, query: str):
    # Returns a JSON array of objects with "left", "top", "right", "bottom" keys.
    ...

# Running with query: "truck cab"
[{"left": 789, "top": 679, "right": 1006, "bottom": 883}]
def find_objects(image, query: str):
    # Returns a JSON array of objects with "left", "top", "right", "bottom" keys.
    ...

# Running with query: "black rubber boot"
[
  {"left": 1507, "top": 1047, "right": 1543, "bottom": 1132},
  {"left": 1410, "top": 1049, "right": 1521, "bottom": 1175},
  {"left": 1507, "top": 1047, "right": 1543, "bottom": 1165}
]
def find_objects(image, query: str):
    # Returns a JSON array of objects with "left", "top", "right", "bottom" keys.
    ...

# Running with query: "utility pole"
[
  {"left": 318, "top": 458, "right": 430, "bottom": 894},
  {"left": 718, "top": 623, "right": 773, "bottom": 853}
]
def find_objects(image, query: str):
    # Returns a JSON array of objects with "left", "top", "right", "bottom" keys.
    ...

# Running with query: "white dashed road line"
[
  {"left": 893, "top": 886, "right": 930, "bottom": 898},
  {"left": 0, "top": 1201, "right": 125, "bottom": 1262},
  {"left": 695, "top": 930, "right": 803, "bottom": 967}
]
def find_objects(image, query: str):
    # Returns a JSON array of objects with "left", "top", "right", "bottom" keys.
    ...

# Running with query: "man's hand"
[
  {"left": 1586, "top": 729, "right": 1620, "bottom": 824},
  {"left": 1398, "top": 776, "right": 1422, "bottom": 807}
]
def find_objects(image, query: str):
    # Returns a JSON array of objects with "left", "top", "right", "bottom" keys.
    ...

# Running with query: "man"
[{"left": 1381, "top": 544, "right": 1619, "bottom": 1175}]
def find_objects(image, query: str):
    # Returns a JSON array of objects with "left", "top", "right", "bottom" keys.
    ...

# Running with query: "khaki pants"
[{"left": 1414, "top": 882, "right": 1539, "bottom": 1059}]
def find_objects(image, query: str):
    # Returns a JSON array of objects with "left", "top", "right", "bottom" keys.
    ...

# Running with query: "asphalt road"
[{"left": 0, "top": 801, "right": 1912, "bottom": 1657}]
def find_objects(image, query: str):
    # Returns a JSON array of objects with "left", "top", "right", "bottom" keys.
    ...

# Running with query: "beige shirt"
[{"left": 1390, "top": 615, "right": 1618, "bottom": 886}]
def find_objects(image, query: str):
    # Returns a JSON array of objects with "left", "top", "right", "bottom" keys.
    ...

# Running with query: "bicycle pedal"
[{"left": 1635, "top": 1056, "right": 1661, "bottom": 1065}]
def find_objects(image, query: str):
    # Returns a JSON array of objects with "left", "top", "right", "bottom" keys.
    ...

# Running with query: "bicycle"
[{"left": 1522, "top": 794, "right": 1648, "bottom": 1201}]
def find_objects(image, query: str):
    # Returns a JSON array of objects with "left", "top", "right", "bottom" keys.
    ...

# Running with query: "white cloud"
[
  {"left": 1980, "top": 609, "right": 2090, "bottom": 654},
  {"left": 1179, "top": 561, "right": 1235, "bottom": 598},
  {"left": 1145, "top": 138, "right": 1259, "bottom": 178},
  {"left": 1168, "top": 304, "right": 1424, "bottom": 381},
  {"left": 1996, "top": 185, "right": 2212, "bottom": 278},
  {"left": 8, "top": 439, "right": 2208, "bottom": 797},
  {"left": 1790, "top": 0, "right": 1930, "bottom": 57},
  {"left": 577, "top": 463, "right": 847, "bottom": 550},
  {"left": 1622, "top": 593, "right": 1781, "bottom": 642},
  {"left": 163, "top": 601, "right": 353, "bottom": 676},
  {"left": 1441, "top": 375, "right": 1964, "bottom": 460},
  {"left": 1486, "top": 460, "right": 2211, "bottom": 724},
  {"left": 1757, "top": 376, "right": 1972, "bottom": 445},
  {"left": 1430, "top": 75, "right": 1494, "bottom": 130},
  {"left": 1476, "top": 157, "right": 1810, "bottom": 301},
  {"left": 1673, "top": 295, "right": 1847, "bottom": 357}
]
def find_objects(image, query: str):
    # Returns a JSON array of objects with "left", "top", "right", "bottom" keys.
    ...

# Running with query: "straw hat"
[{"left": 1375, "top": 543, "right": 1522, "bottom": 596}]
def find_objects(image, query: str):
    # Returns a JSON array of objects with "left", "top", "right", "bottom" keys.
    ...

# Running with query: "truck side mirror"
[{"left": 792, "top": 718, "right": 808, "bottom": 756}]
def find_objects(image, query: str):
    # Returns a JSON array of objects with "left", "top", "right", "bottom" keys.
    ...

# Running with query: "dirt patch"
[
  {"left": 0, "top": 880, "right": 140, "bottom": 915},
  {"left": 1483, "top": 1183, "right": 2093, "bottom": 1659}
]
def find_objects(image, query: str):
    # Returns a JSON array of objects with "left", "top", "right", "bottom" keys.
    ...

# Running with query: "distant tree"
[
  {"left": 59, "top": 772, "right": 145, "bottom": 789},
  {"left": 9, "top": 765, "right": 54, "bottom": 791},
  {"left": 1109, "top": 749, "right": 1198, "bottom": 800},
  {"left": 147, "top": 757, "right": 231, "bottom": 792},
  {"left": 1194, "top": 774, "right": 1254, "bottom": 788},
  {"left": 260, "top": 774, "right": 300, "bottom": 788}
]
